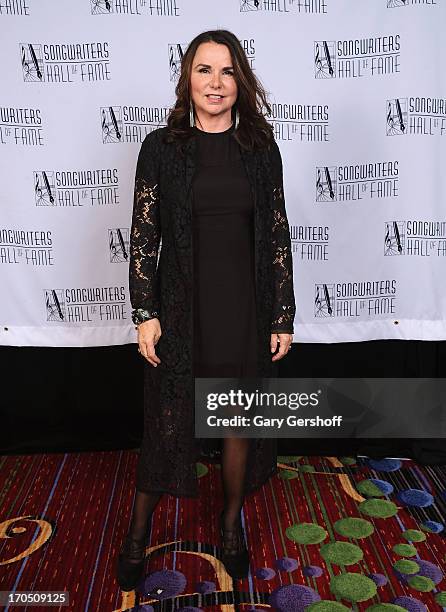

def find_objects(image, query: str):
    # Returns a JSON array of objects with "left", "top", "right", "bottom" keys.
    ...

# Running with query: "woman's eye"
[{"left": 198, "top": 68, "right": 234, "bottom": 76}]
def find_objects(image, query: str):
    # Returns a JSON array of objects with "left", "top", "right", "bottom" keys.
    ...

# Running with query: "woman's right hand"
[{"left": 137, "top": 318, "right": 162, "bottom": 367}]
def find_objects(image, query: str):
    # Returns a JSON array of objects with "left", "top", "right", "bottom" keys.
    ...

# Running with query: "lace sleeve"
[
  {"left": 269, "top": 140, "right": 296, "bottom": 335},
  {"left": 128, "top": 131, "right": 161, "bottom": 315}
]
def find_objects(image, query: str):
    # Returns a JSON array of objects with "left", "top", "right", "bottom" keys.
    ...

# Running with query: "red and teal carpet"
[{"left": 1, "top": 451, "right": 445, "bottom": 611}]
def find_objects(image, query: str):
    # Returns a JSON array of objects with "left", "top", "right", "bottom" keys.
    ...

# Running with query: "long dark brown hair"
[{"left": 164, "top": 30, "right": 274, "bottom": 152}]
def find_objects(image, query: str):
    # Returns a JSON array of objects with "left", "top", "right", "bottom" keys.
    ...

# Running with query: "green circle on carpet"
[
  {"left": 334, "top": 517, "right": 374, "bottom": 539},
  {"left": 435, "top": 592, "right": 446, "bottom": 605},
  {"left": 392, "top": 543, "right": 417, "bottom": 557},
  {"left": 279, "top": 469, "right": 299, "bottom": 480},
  {"left": 320, "top": 541, "right": 363, "bottom": 566},
  {"left": 358, "top": 499, "right": 398, "bottom": 518},
  {"left": 393, "top": 559, "right": 420, "bottom": 574},
  {"left": 401, "top": 529, "right": 426, "bottom": 542},
  {"left": 365, "top": 605, "right": 407, "bottom": 611},
  {"left": 278, "top": 455, "right": 302, "bottom": 463},
  {"left": 196, "top": 462, "right": 208, "bottom": 477},
  {"left": 406, "top": 575, "right": 435, "bottom": 592},
  {"left": 340, "top": 457, "right": 357, "bottom": 465},
  {"left": 330, "top": 572, "right": 377, "bottom": 602},
  {"left": 285, "top": 522, "right": 328, "bottom": 544},
  {"left": 356, "top": 480, "right": 387, "bottom": 497},
  {"left": 307, "top": 602, "right": 352, "bottom": 611},
  {"left": 299, "top": 464, "right": 316, "bottom": 473}
]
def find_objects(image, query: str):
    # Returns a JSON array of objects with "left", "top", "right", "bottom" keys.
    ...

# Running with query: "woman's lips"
[{"left": 206, "top": 95, "right": 224, "bottom": 104}]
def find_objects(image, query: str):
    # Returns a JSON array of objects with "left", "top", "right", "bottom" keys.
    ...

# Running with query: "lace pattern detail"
[
  {"left": 269, "top": 141, "right": 296, "bottom": 334},
  {"left": 129, "top": 135, "right": 161, "bottom": 315}
]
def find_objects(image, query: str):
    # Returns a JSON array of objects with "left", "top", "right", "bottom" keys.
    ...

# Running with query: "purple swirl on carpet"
[
  {"left": 392, "top": 569, "right": 409, "bottom": 584},
  {"left": 142, "top": 569, "right": 187, "bottom": 600},
  {"left": 194, "top": 580, "right": 216, "bottom": 594},
  {"left": 274, "top": 557, "right": 299, "bottom": 572},
  {"left": 254, "top": 567, "right": 276, "bottom": 580},
  {"left": 367, "top": 458, "right": 402, "bottom": 472},
  {"left": 369, "top": 478, "right": 394, "bottom": 495},
  {"left": 302, "top": 565, "right": 323, "bottom": 578},
  {"left": 367, "top": 572, "right": 388, "bottom": 587},
  {"left": 413, "top": 559, "right": 443, "bottom": 585},
  {"left": 269, "top": 584, "right": 321, "bottom": 611},
  {"left": 396, "top": 489, "right": 434, "bottom": 508},
  {"left": 421, "top": 519, "right": 444, "bottom": 533},
  {"left": 392, "top": 596, "right": 427, "bottom": 611}
]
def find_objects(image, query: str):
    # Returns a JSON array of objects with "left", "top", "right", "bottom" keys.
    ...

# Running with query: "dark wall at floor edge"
[{"left": 1, "top": 340, "right": 445, "bottom": 464}]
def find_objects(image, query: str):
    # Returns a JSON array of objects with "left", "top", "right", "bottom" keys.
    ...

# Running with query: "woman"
[{"left": 117, "top": 29, "right": 295, "bottom": 591}]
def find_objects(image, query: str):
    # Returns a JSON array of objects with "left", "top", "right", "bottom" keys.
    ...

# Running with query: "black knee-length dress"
[{"left": 191, "top": 122, "right": 277, "bottom": 494}]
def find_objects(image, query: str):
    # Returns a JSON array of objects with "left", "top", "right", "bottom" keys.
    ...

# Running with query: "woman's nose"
[{"left": 209, "top": 72, "right": 222, "bottom": 88}]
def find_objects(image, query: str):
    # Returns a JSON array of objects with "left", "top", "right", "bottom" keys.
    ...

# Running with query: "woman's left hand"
[{"left": 270, "top": 332, "right": 293, "bottom": 361}]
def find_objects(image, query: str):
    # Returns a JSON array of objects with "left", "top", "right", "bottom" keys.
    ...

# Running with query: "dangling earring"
[
  {"left": 234, "top": 107, "right": 240, "bottom": 129},
  {"left": 189, "top": 98, "right": 195, "bottom": 127}
]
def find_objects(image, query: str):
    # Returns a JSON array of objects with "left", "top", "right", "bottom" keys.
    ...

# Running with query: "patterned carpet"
[{"left": 0, "top": 451, "right": 445, "bottom": 611}]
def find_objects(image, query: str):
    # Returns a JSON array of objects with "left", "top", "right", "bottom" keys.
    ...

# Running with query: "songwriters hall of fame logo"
[
  {"left": 109, "top": 228, "right": 129, "bottom": 262},
  {"left": 35, "top": 171, "right": 55, "bottom": 206},
  {"left": 315, "top": 37, "right": 400, "bottom": 79},
  {"left": 91, "top": 0, "right": 119, "bottom": 12},
  {"left": 34, "top": 170, "right": 119, "bottom": 207},
  {"left": 385, "top": 221, "right": 405, "bottom": 255},
  {"left": 387, "top": 0, "right": 409, "bottom": 5},
  {"left": 387, "top": 97, "right": 446, "bottom": 136},
  {"left": 45, "top": 290, "right": 67, "bottom": 322},
  {"left": 0, "top": 108, "right": 43, "bottom": 146},
  {"left": 290, "top": 225, "right": 329, "bottom": 261},
  {"left": 388, "top": 0, "right": 437, "bottom": 7},
  {"left": 20, "top": 44, "right": 43, "bottom": 81},
  {"left": 90, "top": 0, "right": 180, "bottom": 15},
  {"left": 169, "top": 44, "right": 184, "bottom": 81},
  {"left": 100, "top": 107, "right": 166, "bottom": 142},
  {"left": 44, "top": 287, "right": 127, "bottom": 322},
  {"left": 386, "top": 98, "right": 408, "bottom": 135},
  {"left": 315, "top": 41, "right": 336, "bottom": 78},
  {"left": 385, "top": 220, "right": 446, "bottom": 256},
  {"left": 316, "top": 162, "right": 399, "bottom": 202},
  {"left": 314, "top": 284, "right": 334, "bottom": 317},
  {"left": 102, "top": 107, "right": 123, "bottom": 142},
  {"left": 314, "top": 281, "right": 397, "bottom": 318},
  {"left": 20, "top": 43, "right": 110, "bottom": 83},
  {"left": 240, "top": 0, "right": 328, "bottom": 12},
  {"left": 316, "top": 167, "right": 337, "bottom": 201}
]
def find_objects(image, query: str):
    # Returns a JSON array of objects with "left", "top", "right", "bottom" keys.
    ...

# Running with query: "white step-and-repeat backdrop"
[{"left": 1, "top": 0, "right": 445, "bottom": 347}]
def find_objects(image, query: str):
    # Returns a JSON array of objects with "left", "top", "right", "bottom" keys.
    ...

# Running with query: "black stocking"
[
  {"left": 127, "top": 489, "right": 162, "bottom": 556},
  {"left": 221, "top": 437, "right": 250, "bottom": 529}
]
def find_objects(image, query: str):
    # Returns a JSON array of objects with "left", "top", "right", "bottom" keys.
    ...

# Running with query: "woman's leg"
[
  {"left": 117, "top": 489, "right": 162, "bottom": 590},
  {"left": 221, "top": 437, "right": 250, "bottom": 529},
  {"left": 127, "top": 489, "right": 162, "bottom": 547}
]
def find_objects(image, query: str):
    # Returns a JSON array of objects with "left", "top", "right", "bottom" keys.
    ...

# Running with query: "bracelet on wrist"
[{"left": 131, "top": 308, "right": 159, "bottom": 326}]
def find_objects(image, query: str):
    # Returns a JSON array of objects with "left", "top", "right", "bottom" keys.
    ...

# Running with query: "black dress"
[
  {"left": 191, "top": 123, "right": 277, "bottom": 494},
  {"left": 192, "top": 123, "right": 257, "bottom": 377}
]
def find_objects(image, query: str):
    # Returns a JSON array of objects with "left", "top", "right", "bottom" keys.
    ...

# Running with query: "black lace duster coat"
[{"left": 129, "top": 126, "right": 296, "bottom": 498}]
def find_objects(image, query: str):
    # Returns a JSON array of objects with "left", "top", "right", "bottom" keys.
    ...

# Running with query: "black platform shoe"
[
  {"left": 219, "top": 511, "right": 250, "bottom": 579},
  {"left": 116, "top": 534, "right": 146, "bottom": 592}
]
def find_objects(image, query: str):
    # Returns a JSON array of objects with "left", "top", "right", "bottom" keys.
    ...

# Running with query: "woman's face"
[{"left": 189, "top": 41, "right": 238, "bottom": 126}]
